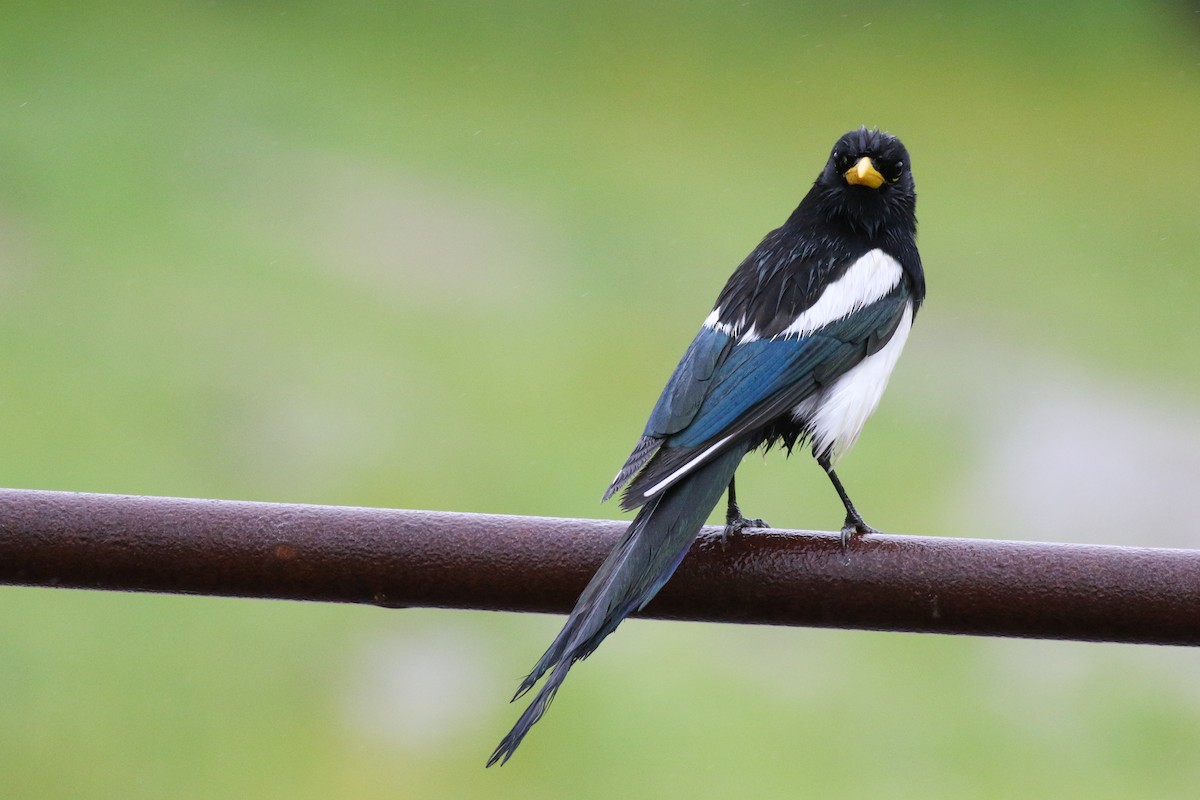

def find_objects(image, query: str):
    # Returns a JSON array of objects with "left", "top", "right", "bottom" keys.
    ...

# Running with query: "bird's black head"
[{"left": 806, "top": 127, "right": 916, "bottom": 238}]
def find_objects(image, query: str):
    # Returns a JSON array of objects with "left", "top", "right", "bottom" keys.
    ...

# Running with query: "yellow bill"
[{"left": 844, "top": 156, "right": 884, "bottom": 189}]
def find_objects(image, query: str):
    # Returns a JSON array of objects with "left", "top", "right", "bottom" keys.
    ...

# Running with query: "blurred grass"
[{"left": 0, "top": 1, "right": 1199, "bottom": 797}]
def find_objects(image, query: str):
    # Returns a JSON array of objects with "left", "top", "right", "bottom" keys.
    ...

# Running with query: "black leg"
[
  {"left": 721, "top": 474, "right": 768, "bottom": 542},
  {"left": 818, "top": 455, "right": 878, "bottom": 550}
]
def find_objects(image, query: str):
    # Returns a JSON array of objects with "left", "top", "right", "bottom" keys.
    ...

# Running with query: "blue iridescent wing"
[
  {"left": 602, "top": 325, "right": 735, "bottom": 501},
  {"left": 621, "top": 284, "right": 910, "bottom": 509}
]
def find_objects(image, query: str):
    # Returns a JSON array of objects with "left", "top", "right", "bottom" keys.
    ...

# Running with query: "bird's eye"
[{"left": 834, "top": 150, "right": 861, "bottom": 173}]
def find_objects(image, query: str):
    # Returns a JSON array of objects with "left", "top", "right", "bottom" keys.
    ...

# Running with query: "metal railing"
[{"left": 0, "top": 488, "right": 1196, "bottom": 645}]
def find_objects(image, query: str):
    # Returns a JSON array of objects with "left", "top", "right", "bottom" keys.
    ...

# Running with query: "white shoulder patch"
[
  {"left": 703, "top": 306, "right": 760, "bottom": 343},
  {"left": 702, "top": 307, "right": 740, "bottom": 337},
  {"left": 776, "top": 249, "right": 902, "bottom": 339}
]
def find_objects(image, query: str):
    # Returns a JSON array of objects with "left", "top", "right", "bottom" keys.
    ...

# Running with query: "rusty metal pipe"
[{"left": 0, "top": 488, "right": 1195, "bottom": 645}]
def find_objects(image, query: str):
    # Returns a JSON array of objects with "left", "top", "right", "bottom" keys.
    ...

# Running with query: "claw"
[
  {"left": 721, "top": 513, "right": 769, "bottom": 547},
  {"left": 722, "top": 475, "right": 768, "bottom": 547},
  {"left": 839, "top": 512, "right": 878, "bottom": 552}
]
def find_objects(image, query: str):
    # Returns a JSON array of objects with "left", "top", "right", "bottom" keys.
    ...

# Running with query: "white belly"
[{"left": 793, "top": 301, "right": 914, "bottom": 465}]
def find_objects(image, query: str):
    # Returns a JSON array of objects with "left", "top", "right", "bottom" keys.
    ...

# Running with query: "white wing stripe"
[{"left": 642, "top": 434, "right": 734, "bottom": 498}]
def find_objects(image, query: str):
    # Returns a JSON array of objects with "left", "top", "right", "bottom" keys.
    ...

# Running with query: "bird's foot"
[
  {"left": 721, "top": 511, "right": 769, "bottom": 547},
  {"left": 839, "top": 514, "right": 878, "bottom": 552}
]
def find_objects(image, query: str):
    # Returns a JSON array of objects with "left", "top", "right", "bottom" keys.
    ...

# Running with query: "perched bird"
[{"left": 488, "top": 127, "right": 924, "bottom": 766}]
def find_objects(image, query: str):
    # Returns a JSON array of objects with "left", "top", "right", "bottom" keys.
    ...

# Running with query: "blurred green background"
[{"left": 2, "top": 1, "right": 1200, "bottom": 797}]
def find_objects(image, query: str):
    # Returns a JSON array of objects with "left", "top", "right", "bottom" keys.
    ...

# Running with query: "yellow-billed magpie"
[{"left": 489, "top": 127, "right": 924, "bottom": 766}]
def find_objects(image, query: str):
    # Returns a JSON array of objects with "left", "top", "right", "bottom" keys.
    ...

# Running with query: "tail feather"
[
  {"left": 511, "top": 493, "right": 666, "bottom": 700},
  {"left": 488, "top": 662, "right": 570, "bottom": 766},
  {"left": 488, "top": 443, "right": 748, "bottom": 765}
]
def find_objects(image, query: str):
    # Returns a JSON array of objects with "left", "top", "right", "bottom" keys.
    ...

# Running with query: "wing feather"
[
  {"left": 602, "top": 326, "right": 734, "bottom": 501},
  {"left": 621, "top": 284, "right": 910, "bottom": 508}
]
